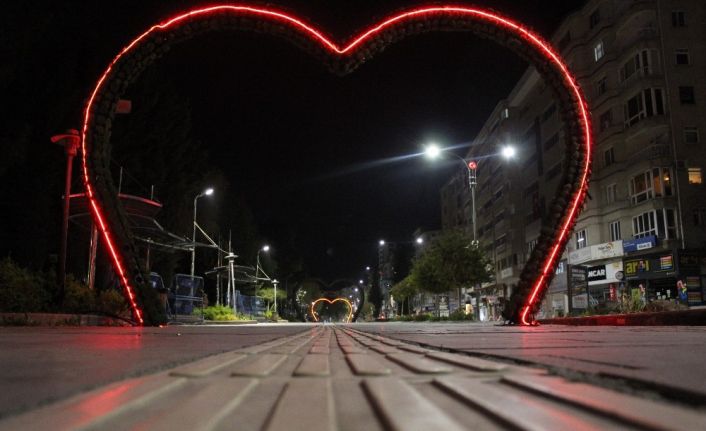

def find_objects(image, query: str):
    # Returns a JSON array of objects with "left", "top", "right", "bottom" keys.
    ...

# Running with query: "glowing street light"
[
  {"left": 416, "top": 237, "right": 424, "bottom": 244},
  {"left": 379, "top": 239, "right": 386, "bottom": 246},
  {"left": 191, "top": 187, "right": 214, "bottom": 277},
  {"left": 424, "top": 143, "right": 441, "bottom": 159},
  {"left": 501, "top": 145, "right": 516, "bottom": 159}
]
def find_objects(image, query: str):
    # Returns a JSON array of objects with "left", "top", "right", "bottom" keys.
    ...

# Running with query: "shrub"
[
  {"left": 96, "top": 289, "right": 129, "bottom": 316},
  {"left": 448, "top": 309, "right": 474, "bottom": 321},
  {"left": 62, "top": 276, "right": 95, "bottom": 313},
  {"left": 413, "top": 313, "right": 432, "bottom": 322},
  {"left": 0, "top": 258, "right": 51, "bottom": 312},
  {"left": 194, "top": 305, "right": 243, "bottom": 321}
]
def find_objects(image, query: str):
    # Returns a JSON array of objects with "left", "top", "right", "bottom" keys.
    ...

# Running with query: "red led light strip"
[
  {"left": 81, "top": 4, "right": 590, "bottom": 325},
  {"left": 310, "top": 298, "right": 354, "bottom": 323}
]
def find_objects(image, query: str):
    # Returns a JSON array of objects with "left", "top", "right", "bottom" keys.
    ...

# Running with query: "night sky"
[{"left": 5, "top": 0, "right": 585, "bottom": 281}]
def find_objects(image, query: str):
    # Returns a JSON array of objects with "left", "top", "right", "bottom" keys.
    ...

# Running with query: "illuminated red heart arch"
[
  {"left": 310, "top": 298, "right": 354, "bottom": 323},
  {"left": 80, "top": 4, "right": 592, "bottom": 325}
]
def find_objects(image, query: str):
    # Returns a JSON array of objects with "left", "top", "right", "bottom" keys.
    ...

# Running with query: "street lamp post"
[
  {"left": 191, "top": 187, "right": 214, "bottom": 277},
  {"left": 51, "top": 129, "right": 81, "bottom": 299},
  {"left": 272, "top": 279, "right": 279, "bottom": 317},
  {"left": 425, "top": 143, "right": 515, "bottom": 245}
]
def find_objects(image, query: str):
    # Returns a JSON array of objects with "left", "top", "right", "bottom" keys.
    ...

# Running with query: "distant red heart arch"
[
  {"left": 310, "top": 298, "right": 354, "bottom": 323},
  {"left": 80, "top": 4, "right": 592, "bottom": 325}
]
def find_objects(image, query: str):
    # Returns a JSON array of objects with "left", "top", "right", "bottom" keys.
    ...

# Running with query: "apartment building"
[{"left": 440, "top": 0, "right": 706, "bottom": 318}]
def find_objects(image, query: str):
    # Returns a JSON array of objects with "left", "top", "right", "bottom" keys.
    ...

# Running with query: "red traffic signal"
[{"left": 468, "top": 160, "right": 477, "bottom": 170}]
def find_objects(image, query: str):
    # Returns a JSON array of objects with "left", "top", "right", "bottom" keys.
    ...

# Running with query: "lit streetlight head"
[
  {"left": 359, "top": 279, "right": 364, "bottom": 284},
  {"left": 203, "top": 187, "right": 214, "bottom": 196},
  {"left": 365, "top": 266, "right": 370, "bottom": 271},
  {"left": 501, "top": 145, "right": 516, "bottom": 159},
  {"left": 424, "top": 143, "right": 441, "bottom": 159},
  {"left": 262, "top": 245, "right": 270, "bottom": 252},
  {"left": 416, "top": 237, "right": 424, "bottom": 244},
  {"left": 379, "top": 240, "right": 385, "bottom": 246}
]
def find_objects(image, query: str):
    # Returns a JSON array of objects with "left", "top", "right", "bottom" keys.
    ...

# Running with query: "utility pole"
[{"left": 51, "top": 129, "right": 81, "bottom": 302}]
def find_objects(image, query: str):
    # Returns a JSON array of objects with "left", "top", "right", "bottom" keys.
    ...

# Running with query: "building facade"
[{"left": 440, "top": 0, "right": 706, "bottom": 318}]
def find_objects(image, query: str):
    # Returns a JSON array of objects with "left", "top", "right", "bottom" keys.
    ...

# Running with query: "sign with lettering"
[
  {"left": 624, "top": 253, "right": 676, "bottom": 280},
  {"left": 587, "top": 265, "right": 607, "bottom": 282},
  {"left": 623, "top": 235, "right": 656, "bottom": 253}
]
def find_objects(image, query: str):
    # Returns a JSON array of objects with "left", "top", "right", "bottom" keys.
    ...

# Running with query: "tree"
[
  {"left": 410, "top": 230, "right": 493, "bottom": 312},
  {"left": 390, "top": 274, "right": 419, "bottom": 315}
]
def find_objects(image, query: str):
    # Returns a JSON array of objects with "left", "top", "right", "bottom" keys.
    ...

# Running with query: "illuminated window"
[
  {"left": 575, "top": 229, "right": 587, "bottom": 249},
  {"left": 629, "top": 167, "right": 673, "bottom": 204},
  {"left": 688, "top": 167, "right": 702, "bottom": 184},
  {"left": 594, "top": 41, "right": 605, "bottom": 62}
]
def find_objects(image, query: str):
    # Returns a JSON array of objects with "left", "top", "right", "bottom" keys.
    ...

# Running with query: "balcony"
[
  {"left": 626, "top": 142, "right": 670, "bottom": 163},
  {"left": 618, "top": 27, "right": 659, "bottom": 52}
]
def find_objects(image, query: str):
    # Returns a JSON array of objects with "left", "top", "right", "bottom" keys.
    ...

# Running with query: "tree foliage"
[
  {"left": 410, "top": 230, "right": 493, "bottom": 295},
  {"left": 390, "top": 274, "right": 418, "bottom": 302}
]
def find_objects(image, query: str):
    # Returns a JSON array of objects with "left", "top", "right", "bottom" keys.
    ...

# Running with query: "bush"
[
  {"left": 194, "top": 305, "right": 245, "bottom": 321},
  {"left": 448, "top": 309, "right": 474, "bottom": 321},
  {"left": 413, "top": 313, "right": 432, "bottom": 322},
  {"left": 63, "top": 276, "right": 95, "bottom": 313},
  {"left": 0, "top": 258, "right": 51, "bottom": 312},
  {"left": 96, "top": 289, "right": 129, "bottom": 316}
]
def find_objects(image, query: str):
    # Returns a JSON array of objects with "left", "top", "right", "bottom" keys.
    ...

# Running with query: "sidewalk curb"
[
  {"left": 540, "top": 308, "right": 706, "bottom": 326},
  {"left": 0, "top": 312, "right": 130, "bottom": 326}
]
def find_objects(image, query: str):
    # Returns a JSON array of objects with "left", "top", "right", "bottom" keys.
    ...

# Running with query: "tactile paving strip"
[{"left": 2, "top": 325, "right": 705, "bottom": 431}]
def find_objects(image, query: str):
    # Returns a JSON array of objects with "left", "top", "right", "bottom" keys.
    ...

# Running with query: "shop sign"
[
  {"left": 623, "top": 235, "right": 657, "bottom": 253},
  {"left": 624, "top": 253, "right": 676, "bottom": 280},
  {"left": 569, "top": 247, "right": 592, "bottom": 264},
  {"left": 592, "top": 241, "right": 623, "bottom": 260},
  {"left": 587, "top": 265, "right": 606, "bottom": 282}
]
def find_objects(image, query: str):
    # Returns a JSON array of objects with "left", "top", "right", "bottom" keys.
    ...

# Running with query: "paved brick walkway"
[{"left": 2, "top": 324, "right": 705, "bottom": 430}]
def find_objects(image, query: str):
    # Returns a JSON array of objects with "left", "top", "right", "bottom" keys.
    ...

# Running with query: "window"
[
  {"left": 694, "top": 209, "right": 706, "bottom": 226},
  {"left": 495, "top": 234, "right": 507, "bottom": 252},
  {"left": 596, "top": 77, "right": 607, "bottom": 96},
  {"left": 679, "top": 86, "right": 695, "bottom": 104},
  {"left": 632, "top": 209, "right": 677, "bottom": 239},
  {"left": 558, "top": 32, "right": 571, "bottom": 51},
  {"left": 599, "top": 109, "right": 613, "bottom": 132},
  {"left": 684, "top": 127, "right": 699, "bottom": 144},
  {"left": 629, "top": 167, "right": 674, "bottom": 204},
  {"left": 619, "top": 50, "right": 651, "bottom": 82},
  {"left": 624, "top": 88, "right": 665, "bottom": 127},
  {"left": 605, "top": 183, "right": 618, "bottom": 203},
  {"left": 688, "top": 167, "right": 703, "bottom": 184},
  {"left": 594, "top": 41, "right": 605, "bottom": 62},
  {"left": 544, "top": 133, "right": 559, "bottom": 151},
  {"left": 542, "top": 103, "right": 556, "bottom": 122},
  {"left": 671, "top": 11, "right": 685, "bottom": 27},
  {"left": 589, "top": 9, "right": 601, "bottom": 29},
  {"left": 610, "top": 221, "right": 621, "bottom": 241},
  {"left": 675, "top": 48, "right": 690, "bottom": 65},
  {"left": 604, "top": 147, "right": 615, "bottom": 166},
  {"left": 527, "top": 238, "right": 538, "bottom": 255},
  {"left": 575, "top": 229, "right": 587, "bottom": 249},
  {"left": 494, "top": 210, "right": 506, "bottom": 225},
  {"left": 500, "top": 108, "right": 510, "bottom": 120}
]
